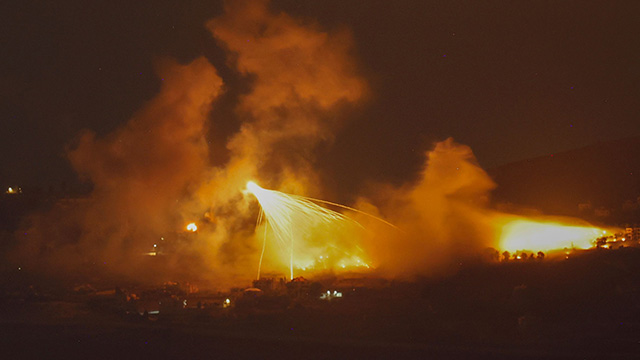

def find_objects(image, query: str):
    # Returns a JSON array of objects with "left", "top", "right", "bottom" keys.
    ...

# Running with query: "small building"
[{"left": 625, "top": 226, "right": 640, "bottom": 243}]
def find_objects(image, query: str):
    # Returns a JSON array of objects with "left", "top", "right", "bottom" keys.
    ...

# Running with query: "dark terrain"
[
  {"left": 490, "top": 135, "right": 640, "bottom": 224},
  {"left": 2, "top": 139, "right": 640, "bottom": 359},
  {"left": 2, "top": 248, "right": 640, "bottom": 359}
]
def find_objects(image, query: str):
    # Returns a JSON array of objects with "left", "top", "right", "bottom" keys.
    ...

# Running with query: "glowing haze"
[
  {"left": 245, "top": 181, "right": 368, "bottom": 281},
  {"left": 13, "top": 0, "right": 609, "bottom": 288}
]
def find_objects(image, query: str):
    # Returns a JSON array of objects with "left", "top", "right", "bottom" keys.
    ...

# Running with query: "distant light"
[
  {"left": 320, "top": 290, "right": 342, "bottom": 300},
  {"left": 153, "top": 244, "right": 157, "bottom": 248},
  {"left": 186, "top": 223, "right": 197, "bottom": 232}
]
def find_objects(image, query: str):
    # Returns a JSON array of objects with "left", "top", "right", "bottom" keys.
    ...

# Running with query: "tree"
[{"left": 502, "top": 251, "right": 511, "bottom": 262}]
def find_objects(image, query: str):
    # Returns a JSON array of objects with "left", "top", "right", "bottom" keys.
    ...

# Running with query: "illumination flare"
[
  {"left": 186, "top": 222, "right": 198, "bottom": 232},
  {"left": 246, "top": 181, "right": 373, "bottom": 280},
  {"left": 499, "top": 219, "right": 607, "bottom": 253}
]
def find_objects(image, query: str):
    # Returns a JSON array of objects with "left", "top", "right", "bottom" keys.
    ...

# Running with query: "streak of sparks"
[
  {"left": 245, "top": 181, "right": 395, "bottom": 280},
  {"left": 499, "top": 219, "right": 606, "bottom": 253}
]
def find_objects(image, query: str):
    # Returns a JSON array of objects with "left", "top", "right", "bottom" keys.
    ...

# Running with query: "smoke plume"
[
  {"left": 13, "top": 1, "right": 604, "bottom": 289},
  {"left": 205, "top": 0, "right": 365, "bottom": 193},
  {"left": 16, "top": 57, "right": 222, "bottom": 282},
  {"left": 15, "top": 0, "right": 366, "bottom": 287},
  {"left": 353, "top": 138, "right": 498, "bottom": 278},
  {"left": 175, "top": 0, "right": 367, "bottom": 282}
]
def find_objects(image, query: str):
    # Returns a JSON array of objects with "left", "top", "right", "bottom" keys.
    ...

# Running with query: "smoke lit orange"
[
  {"left": 497, "top": 218, "right": 607, "bottom": 253},
  {"left": 246, "top": 181, "right": 370, "bottom": 280}
]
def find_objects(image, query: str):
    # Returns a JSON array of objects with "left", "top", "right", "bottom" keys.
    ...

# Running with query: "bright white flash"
[{"left": 246, "top": 181, "right": 364, "bottom": 280}]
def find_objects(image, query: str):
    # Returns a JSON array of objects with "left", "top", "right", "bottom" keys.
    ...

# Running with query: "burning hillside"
[{"left": 10, "top": 0, "right": 616, "bottom": 289}]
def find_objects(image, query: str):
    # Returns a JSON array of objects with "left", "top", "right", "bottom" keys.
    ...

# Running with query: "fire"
[
  {"left": 245, "top": 181, "right": 370, "bottom": 280},
  {"left": 246, "top": 181, "right": 260, "bottom": 194},
  {"left": 186, "top": 222, "right": 198, "bottom": 232},
  {"left": 498, "top": 218, "right": 605, "bottom": 253},
  {"left": 246, "top": 179, "right": 612, "bottom": 279},
  {"left": 5, "top": 187, "right": 21, "bottom": 194}
]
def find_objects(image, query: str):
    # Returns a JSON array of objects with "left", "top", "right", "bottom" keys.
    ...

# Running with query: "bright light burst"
[
  {"left": 246, "top": 181, "right": 384, "bottom": 280},
  {"left": 186, "top": 222, "right": 198, "bottom": 232},
  {"left": 499, "top": 219, "right": 605, "bottom": 253}
]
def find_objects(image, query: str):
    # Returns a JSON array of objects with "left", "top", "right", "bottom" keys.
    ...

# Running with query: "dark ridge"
[{"left": 489, "top": 135, "right": 640, "bottom": 224}]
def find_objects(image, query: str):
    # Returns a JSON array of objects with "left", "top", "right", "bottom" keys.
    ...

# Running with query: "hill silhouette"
[{"left": 489, "top": 136, "right": 640, "bottom": 224}]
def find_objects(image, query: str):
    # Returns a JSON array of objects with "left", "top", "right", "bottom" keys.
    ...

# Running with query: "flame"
[
  {"left": 246, "top": 181, "right": 260, "bottom": 194},
  {"left": 15, "top": 1, "right": 625, "bottom": 288},
  {"left": 498, "top": 218, "right": 605, "bottom": 253},
  {"left": 246, "top": 181, "right": 370, "bottom": 280},
  {"left": 6, "top": 187, "right": 21, "bottom": 194},
  {"left": 246, "top": 178, "right": 611, "bottom": 278}
]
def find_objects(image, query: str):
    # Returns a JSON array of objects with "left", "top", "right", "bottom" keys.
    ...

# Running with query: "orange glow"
[
  {"left": 5, "top": 187, "right": 21, "bottom": 194},
  {"left": 246, "top": 181, "right": 260, "bottom": 194},
  {"left": 246, "top": 181, "right": 372, "bottom": 280},
  {"left": 498, "top": 218, "right": 605, "bottom": 253}
]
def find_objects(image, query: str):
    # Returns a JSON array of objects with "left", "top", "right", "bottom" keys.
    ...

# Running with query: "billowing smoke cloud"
[
  {"left": 14, "top": 58, "right": 222, "bottom": 282},
  {"left": 12, "top": 1, "right": 604, "bottom": 289},
  {"left": 175, "top": 0, "right": 367, "bottom": 282},
  {"left": 14, "top": 0, "right": 366, "bottom": 287},
  {"left": 352, "top": 138, "right": 498, "bottom": 278},
  {"left": 356, "top": 138, "right": 610, "bottom": 278},
  {"left": 205, "top": 0, "right": 365, "bottom": 194}
]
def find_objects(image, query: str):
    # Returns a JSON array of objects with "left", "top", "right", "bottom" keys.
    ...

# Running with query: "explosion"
[
  {"left": 497, "top": 218, "right": 607, "bottom": 254},
  {"left": 12, "top": 0, "right": 619, "bottom": 289},
  {"left": 245, "top": 180, "right": 370, "bottom": 280}
]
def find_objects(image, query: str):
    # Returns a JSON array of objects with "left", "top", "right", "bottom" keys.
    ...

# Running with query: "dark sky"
[{"left": 2, "top": 0, "right": 639, "bottom": 191}]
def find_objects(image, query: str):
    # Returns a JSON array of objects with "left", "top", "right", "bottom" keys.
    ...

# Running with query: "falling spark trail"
[
  {"left": 257, "top": 209, "right": 267, "bottom": 280},
  {"left": 296, "top": 196, "right": 400, "bottom": 231},
  {"left": 246, "top": 181, "right": 397, "bottom": 280}
]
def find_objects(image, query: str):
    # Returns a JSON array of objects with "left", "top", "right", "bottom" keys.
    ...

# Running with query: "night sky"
[{"left": 2, "top": 0, "right": 639, "bottom": 192}]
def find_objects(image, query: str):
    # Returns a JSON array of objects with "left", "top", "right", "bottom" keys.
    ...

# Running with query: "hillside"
[{"left": 489, "top": 136, "right": 640, "bottom": 224}]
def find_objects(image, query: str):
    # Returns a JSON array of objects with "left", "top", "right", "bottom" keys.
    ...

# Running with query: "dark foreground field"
[{"left": 2, "top": 248, "right": 640, "bottom": 359}]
